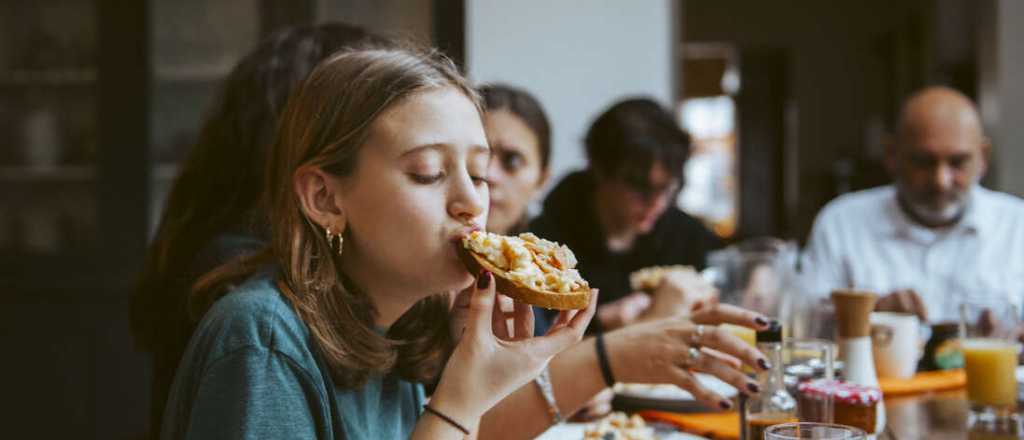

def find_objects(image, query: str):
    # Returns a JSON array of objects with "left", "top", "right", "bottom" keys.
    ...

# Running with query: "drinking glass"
[
  {"left": 704, "top": 237, "right": 798, "bottom": 316},
  {"left": 765, "top": 422, "right": 866, "bottom": 440},
  {"left": 959, "top": 300, "right": 1021, "bottom": 428}
]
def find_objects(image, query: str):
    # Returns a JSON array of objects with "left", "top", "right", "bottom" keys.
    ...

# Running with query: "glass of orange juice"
[{"left": 959, "top": 301, "right": 1022, "bottom": 428}]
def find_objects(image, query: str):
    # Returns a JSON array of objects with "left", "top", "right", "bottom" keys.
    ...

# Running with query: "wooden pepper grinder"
[{"left": 832, "top": 289, "right": 885, "bottom": 438}]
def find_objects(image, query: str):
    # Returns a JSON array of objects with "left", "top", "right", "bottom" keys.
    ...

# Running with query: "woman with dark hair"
[
  {"left": 479, "top": 84, "right": 551, "bottom": 234},
  {"left": 530, "top": 98, "right": 723, "bottom": 333},
  {"left": 130, "top": 23, "right": 383, "bottom": 437}
]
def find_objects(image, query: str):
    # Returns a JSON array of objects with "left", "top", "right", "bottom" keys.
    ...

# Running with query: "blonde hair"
[{"left": 193, "top": 46, "right": 481, "bottom": 388}]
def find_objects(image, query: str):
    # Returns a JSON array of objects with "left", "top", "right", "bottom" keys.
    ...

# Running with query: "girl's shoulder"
[{"left": 191, "top": 273, "right": 316, "bottom": 367}]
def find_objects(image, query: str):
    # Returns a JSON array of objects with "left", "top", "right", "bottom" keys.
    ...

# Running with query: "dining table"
[
  {"left": 536, "top": 388, "right": 1022, "bottom": 439},
  {"left": 882, "top": 389, "right": 1022, "bottom": 440},
  {"left": 883, "top": 389, "right": 971, "bottom": 439}
]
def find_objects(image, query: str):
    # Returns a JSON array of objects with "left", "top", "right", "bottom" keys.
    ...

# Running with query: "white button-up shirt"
[{"left": 800, "top": 184, "right": 1024, "bottom": 323}]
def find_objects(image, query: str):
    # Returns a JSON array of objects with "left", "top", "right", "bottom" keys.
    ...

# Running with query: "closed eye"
[{"left": 410, "top": 172, "right": 445, "bottom": 184}]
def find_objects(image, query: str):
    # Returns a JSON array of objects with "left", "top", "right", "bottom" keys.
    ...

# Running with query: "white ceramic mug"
[{"left": 870, "top": 312, "right": 923, "bottom": 379}]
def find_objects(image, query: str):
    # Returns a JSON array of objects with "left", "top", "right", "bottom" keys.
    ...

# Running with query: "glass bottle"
[{"left": 743, "top": 320, "right": 797, "bottom": 440}]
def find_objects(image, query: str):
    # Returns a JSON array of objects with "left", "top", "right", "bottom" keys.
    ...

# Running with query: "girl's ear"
[
  {"left": 293, "top": 165, "right": 346, "bottom": 231},
  {"left": 536, "top": 167, "right": 551, "bottom": 191}
]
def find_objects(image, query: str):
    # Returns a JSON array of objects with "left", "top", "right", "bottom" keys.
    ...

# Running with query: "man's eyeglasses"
[{"left": 619, "top": 175, "right": 680, "bottom": 203}]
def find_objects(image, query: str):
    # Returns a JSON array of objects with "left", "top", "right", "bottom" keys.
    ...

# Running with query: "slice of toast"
[
  {"left": 629, "top": 265, "right": 698, "bottom": 292},
  {"left": 458, "top": 232, "right": 592, "bottom": 310}
]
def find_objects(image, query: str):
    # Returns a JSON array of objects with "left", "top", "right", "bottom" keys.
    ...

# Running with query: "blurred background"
[{"left": 1, "top": 0, "right": 1022, "bottom": 438}]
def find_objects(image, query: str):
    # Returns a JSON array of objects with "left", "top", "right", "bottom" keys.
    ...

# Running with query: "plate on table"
[
  {"left": 613, "top": 373, "right": 738, "bottom": 413},
  {"left": 534, "top": 422, "right": 709, "bottom": 439}
]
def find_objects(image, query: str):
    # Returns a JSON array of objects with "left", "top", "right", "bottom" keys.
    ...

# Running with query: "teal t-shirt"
[{"left": 160, "top": 273, "right": 425, "bottom": 439}]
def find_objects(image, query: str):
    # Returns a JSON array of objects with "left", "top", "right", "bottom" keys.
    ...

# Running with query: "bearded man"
[{"left": 800, "top": 86, "right": 1024, "bottom": 323}]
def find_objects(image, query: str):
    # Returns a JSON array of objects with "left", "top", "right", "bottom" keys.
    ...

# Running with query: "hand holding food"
[
  {"left": 596, "top": 291, "right": 652, "bottom": 331},
  {"left": 433, "top": 270, "right": 597, "bottom": 426},
  {"left": 630, "top": 265, "right": 718, "bottom": 321}
]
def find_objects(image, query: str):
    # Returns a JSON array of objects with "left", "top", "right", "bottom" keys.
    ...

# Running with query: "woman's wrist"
[
  {"left": 594, "top": 333, "right": 617, "bottom": 388},
  {"left": 422, "top": 404, "right": 471, "bottom": 435},
  {"left": 429, "top": 372, "right": 484, "bottom": 429},
  {"left": 599, "top": 328, "right": 633, "bottom": 386}
]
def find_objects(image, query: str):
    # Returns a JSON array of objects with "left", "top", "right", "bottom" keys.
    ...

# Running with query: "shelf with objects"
[
  {"left": 147, "top": 0, "right": 261, "bottom": 237},
  {"left": 0, "top": 0, "right": 101, "bottom": 272},
  {"left": 0, "top": 68, "right": 97, "bottom": 86}
]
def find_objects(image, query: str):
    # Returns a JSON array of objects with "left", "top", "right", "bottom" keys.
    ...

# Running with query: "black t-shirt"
[{"left": 528, "top": 170, "right": 722, "bottom": 333}]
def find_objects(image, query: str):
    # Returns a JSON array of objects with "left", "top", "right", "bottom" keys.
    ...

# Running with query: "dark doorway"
[{"left": 736, "top": 48, "right": 790, "bottom": 239}]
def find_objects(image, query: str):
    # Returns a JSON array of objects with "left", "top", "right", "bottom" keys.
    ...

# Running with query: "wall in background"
[
  {"left": 466, "top": 0, "right": 678, "bottom": 207},
  {"left": 316, "top": 0, "right": 434, "bottom": 45},
  {"left": 685, "top": 0, "right": 936, "bottom": 240},
  {"left": 983, "top": 0, "right": 1024, "bottom": 196}
]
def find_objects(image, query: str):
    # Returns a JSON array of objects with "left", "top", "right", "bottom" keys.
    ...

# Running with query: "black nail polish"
[
  {"left": 755, "top": 316, "right": 769, "bottom": 326},
  {"left": 747, "top": 382, "right": 760, "bottom": 393},
  {"left": 477, "top": 270, "right": 491, "bottom": 289},
  {"left": 719, "top": 400, "right": 732, "bottom": 410},
  {"left": 758, "top": 358, "right": 772, "bottom": 371}
]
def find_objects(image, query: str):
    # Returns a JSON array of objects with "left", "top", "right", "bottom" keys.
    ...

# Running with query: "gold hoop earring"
[{"left": 325, "top": 226, "right": 344, "bottom": 256}]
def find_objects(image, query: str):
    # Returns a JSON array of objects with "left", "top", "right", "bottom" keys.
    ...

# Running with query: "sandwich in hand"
[
  {"left": 629, "top": 265, "right": 697, "bottom": 292},
  {"left": 459, "top": 231, "right": 592, "bottom": 310}
]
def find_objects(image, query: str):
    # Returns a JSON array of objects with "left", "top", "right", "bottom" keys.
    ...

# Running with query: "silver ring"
[
  {"left": 690, "top": 324, "right": 706, "bottom": 344},
  {"left": 685, "top": 346, "right": 702, "bottom": 367}
]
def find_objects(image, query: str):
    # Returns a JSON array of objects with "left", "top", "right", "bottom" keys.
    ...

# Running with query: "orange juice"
[
  {"left": 962, "top": 338, "right": 1020, "bottom": 408},
  {"left": 722, "top": 323, "right": 757, "bottom": 347}
]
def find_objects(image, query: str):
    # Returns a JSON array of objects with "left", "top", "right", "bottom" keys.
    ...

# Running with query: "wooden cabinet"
[{"left": 0, "top": 0, "right": 101, "bottom": 267}]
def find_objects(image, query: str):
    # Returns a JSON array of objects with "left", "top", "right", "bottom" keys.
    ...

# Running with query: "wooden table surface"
[
  {"left": 610, "top": 389, "right": 1023, "bottom": 439},
  {"left": 882, "top": 389, "right": 1024, "bottom": 440},
  {"left": 882, "top": 390, "right": 970, "bottom": 439}
]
